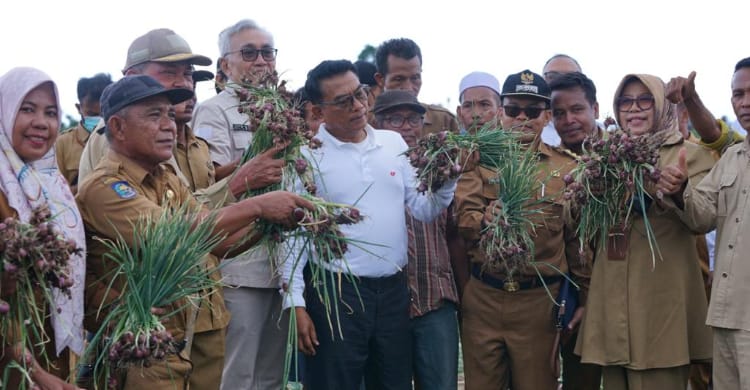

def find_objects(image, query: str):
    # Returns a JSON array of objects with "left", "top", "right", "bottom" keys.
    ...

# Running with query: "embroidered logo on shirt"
[
  {"left": 232, "top": 124, "right": 250, "bottom": 132},
  {"left": 111, "top": 181, "right": 137, "bottom": 199}
]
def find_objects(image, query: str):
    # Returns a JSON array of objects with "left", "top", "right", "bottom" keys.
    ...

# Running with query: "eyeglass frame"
[
  {"left": 502, "top": 105, "right": 546, "bottom": 119},
  {"left": 380, "top": 113, "right": 424, "bottom": 128},
  {"left": 224, "top": 46, "right": 278, "bottom": 62},
  {"left": 616, "top": 94, "right": 655, "bottom": 112},
  {"left": 317, "top": 85, "right": 370, "bottom": 111}
]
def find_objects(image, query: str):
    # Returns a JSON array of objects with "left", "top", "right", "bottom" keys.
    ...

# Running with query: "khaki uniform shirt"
[
  {"left": 577, "top": 131, "right": 714, "bottom": 368},
  {"left": 680, "top": 137, "right": 750, "bottom": 331},
  {"left": 192, "top": 85, "right": 276, "bottom": 288},
  {"left": 76, "top": 151, "right": 229, "bottom": 335},
  {"left": 78, "top": 129, "right": 236, "bottom": 209},
  {"left": 175, "top": 124, "right": 216, "bottom": 192},
  {"left": 421, "top": 103, "right": 459, "bottom": 135},
  {"left": 454, "top": 141, "right": 591, "bottom": 304},
  {"left": 55, "top": 124, "right": 90, "bottom": 190}
]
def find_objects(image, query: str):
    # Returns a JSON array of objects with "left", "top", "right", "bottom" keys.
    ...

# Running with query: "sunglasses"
[
  {"left": 616, "top": 94, "right": 655, "bottom": 112},
  {"left": 503, "top": 105, "right": 545, "bottom": 119},
  {"left": 318, "top": 85, "right": 370, "bottom": 111},
  {"left": 226, "top": 47, "right": 278, "bottom": 62}
]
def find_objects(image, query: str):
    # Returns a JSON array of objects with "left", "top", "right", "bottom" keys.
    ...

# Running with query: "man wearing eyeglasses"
[
  {"left": 191, "top": 19, "right": 289, "bottom": 390},
  {"left": 373, "top": 38, "right": 460, "bottom": 136},
  {"left": 371, "top": 90, "right": 460, "bottom": 390},
  {"left": 282, "top": 60, "right": 461, "bottom": 390},
  {"left": 455, "top": 70, "right": 591, "bottom": 390}
]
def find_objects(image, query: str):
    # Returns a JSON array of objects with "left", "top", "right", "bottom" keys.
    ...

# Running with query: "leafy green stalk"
[{"left": 84, "top": 203, "right": 225, "bottom": 389}]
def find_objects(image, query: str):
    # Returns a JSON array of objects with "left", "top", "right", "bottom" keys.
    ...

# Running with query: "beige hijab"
[
  {"left": 0, "top": 67, "right": 85, "bottom": 355},
  {"left": 613, "top": 73, "right": 679, "bottom": 135}
]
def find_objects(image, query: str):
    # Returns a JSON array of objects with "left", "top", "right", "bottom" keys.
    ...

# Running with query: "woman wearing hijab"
[
  {"left": 0, "top": 67, "right": 85, "bottom": 390},
  {"left": 576, "top": 74, "right": 714, "bottom": 389}
]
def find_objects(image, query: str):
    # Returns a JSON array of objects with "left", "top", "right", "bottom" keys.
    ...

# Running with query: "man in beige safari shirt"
[
  {"left": 670, "top": 56, "right": 750, "bottom": 390},
  {"left": 190, "top": 19, "right": 289, "bottom": 389}
]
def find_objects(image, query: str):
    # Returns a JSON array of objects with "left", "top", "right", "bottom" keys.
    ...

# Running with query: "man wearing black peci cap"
[
  {"left": 454, "top": 70, "right": 592, "bottom": 390},
  {"left": 75, "top": 75, "right": 315, "bottom": 390}
]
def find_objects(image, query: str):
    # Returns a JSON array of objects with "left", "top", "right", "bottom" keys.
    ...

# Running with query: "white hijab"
[{"left": 0, "top": 67, "right": 85, "bottom": 355}]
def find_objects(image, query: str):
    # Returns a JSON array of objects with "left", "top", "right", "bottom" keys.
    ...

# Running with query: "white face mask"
[{"left": 82, "top": 116, "right": 102, "bottom": 132}]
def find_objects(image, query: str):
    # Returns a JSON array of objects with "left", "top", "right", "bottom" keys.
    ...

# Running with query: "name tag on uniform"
[{"left": 232, "top": 124, "right": 250, "bottom": 132}]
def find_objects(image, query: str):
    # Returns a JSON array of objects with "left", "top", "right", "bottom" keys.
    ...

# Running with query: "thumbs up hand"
[{"left": 658, "top": 147, "right": 689, "bottom": 196}]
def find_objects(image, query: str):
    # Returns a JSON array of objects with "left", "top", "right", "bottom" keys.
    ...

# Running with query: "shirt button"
[
  {"left": 722, "top": 272, "right": 728, "bottom": 278},
  {"left": 729, "top": 244, "right": 734, "bottom": 249},
  {"left": 744, "top": 190, "right": 748, "bottom": 194},
  {"left": 737, "top": 218, "right": 741, "bottom": 223}
]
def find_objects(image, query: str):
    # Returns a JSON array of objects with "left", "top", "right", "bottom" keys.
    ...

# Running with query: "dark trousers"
[
  {"left": 561, "top": 331, "right": 602, "bottom": 390},
  {"left": 305, "top": 270, "right": 412, "bottom": 390}
]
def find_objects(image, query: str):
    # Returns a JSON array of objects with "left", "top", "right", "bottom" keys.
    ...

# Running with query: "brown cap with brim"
[{"left": 123, "top": 28, "right": 212, "bottom": 72}]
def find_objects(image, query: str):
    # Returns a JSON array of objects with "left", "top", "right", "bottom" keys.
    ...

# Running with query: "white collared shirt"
[{"left": 281, "top": 124, "right": 456, "bottom": 308}]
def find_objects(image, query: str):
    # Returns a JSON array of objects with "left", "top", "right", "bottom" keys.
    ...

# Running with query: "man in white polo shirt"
[{"left": 283, "top": 59, "right": 460, "bottom": 390}]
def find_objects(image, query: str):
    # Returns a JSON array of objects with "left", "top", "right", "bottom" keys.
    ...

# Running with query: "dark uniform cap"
[
  {"left": 101, "top": 75, "right": 194, "bottom": 121},
  {"left": 500, "top": 69, "right": 551, "bottom": 101},
  {"left": 373, "top": 90, "right": 426, "bottom": 115},
  {"left": 354, "top": 60, "right": 378, "bottom": 86},
  {"left": 123, "top": 28, "right": 212, "bottom": 72},
  {"left": 193, "top": 70, "right": 215, "bottom": 83}
]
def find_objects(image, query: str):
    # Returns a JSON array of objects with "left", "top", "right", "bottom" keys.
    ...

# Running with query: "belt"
[{"left": 471, "top": 264, "right": 562, "bottom": 292}]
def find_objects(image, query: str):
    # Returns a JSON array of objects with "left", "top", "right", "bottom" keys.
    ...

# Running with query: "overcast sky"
[{"left": 2, "top": 0, "right": 747, "bottom": 129}]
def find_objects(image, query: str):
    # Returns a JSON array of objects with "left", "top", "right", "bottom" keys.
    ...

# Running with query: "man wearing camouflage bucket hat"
[{"left": 78, "top": 28, "right": 209, "bottom": 185}]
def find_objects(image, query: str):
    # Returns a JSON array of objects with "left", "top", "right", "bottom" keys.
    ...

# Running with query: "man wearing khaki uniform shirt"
[
  {"left": 455, "top": 70, "right": 591, "bottom": 390},
  {"left": 77, "top": 75, "right": 313, "bottom": 390},
  {"left": 57, "top": 73, "right": 112, "bottom": 192}
]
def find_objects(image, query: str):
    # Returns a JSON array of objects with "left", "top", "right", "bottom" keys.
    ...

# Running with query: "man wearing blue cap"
[{"left": 76, "top": 75, "right": 314, "bottom": 389}]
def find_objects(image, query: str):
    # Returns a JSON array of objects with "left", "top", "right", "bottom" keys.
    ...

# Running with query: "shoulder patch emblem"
[{"left": 111, "top": 181, "right": 137, "bottom": 199}]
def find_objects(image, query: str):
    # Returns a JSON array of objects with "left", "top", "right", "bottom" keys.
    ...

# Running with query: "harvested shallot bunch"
[{"left": 563, "top": 129, "right": 666, "bottom": 264}]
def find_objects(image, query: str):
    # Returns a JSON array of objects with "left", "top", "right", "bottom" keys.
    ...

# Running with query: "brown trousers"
[
  {"left": 122, "top": 353, "right": 191, "bottom": 390},
  {"left": 188, "top": 327, "right": 226, "bottom": 390},
  {"left": 461, "top": 277, "right": 559, "bottom": 390},
  {"left": 602, "top": 365, "right": 690, "bottom": 390}
]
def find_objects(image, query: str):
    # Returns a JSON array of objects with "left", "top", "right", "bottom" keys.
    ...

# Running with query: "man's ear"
[
  {"left": 593, "top": 102, "right": 600, "bottom": 119},
  {"left": 312, "top": 104, "right": 324, "bottom": 120},
  {"left": 220, "top": 57, "right": 230, "bottom": 78},
  {"left": 75, "top": 103, "right": 82, "bottom": 116},
  {"left": 374, "top": 72, "right": 385, "bottom": 90},
  {"left": 108, "top": 116, "right": 126, "bottom": 141}
]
